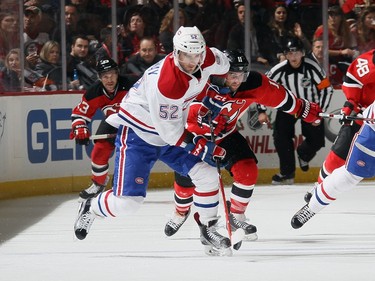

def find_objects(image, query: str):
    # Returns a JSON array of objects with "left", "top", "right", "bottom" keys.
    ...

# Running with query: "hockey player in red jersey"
[
  {"left": 70, "top": 58, "right": 133, "bottom": 201},
  {"left": 305, "top": 49, "right": 375, "bottom": 202},
  {"left": 164, "top": 49, "right": 323, "bottom": 239}
]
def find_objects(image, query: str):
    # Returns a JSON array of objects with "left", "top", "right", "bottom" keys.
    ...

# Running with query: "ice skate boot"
[
  {"left": 164, "top": 209, "right": 191, "bottom": 236},
  {"left": 194, "top": 212, "right": 232, "bottom": 256},
  {"left": 271, "top": 173, "right": 295, "bottom": 185},
  {"left": 79, "top": 176, "right": 110, "bottom": 201},
  {"left": 291, "top": 204, "right": 315, "bottom": 229},
  {"left": 74, "top": 198, "right": 96, "bottom": 240},
  {"left": 229, "top": 213, "right": 258, "bottom": 241},
  {"left": 304, "top": 182, "right": 318, "bottom": 203}
]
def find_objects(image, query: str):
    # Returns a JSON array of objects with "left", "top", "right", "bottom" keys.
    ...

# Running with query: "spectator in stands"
[
  {"left": 183, "top": 0, "right": 223, "bottom": 46},
  {"left": 227, "top": 1, "right": 270, "bottom": 73},
  {"left": 120, "top": 36, "right": 165, "bottom": 81},
  {"left": 35, "top": 40, "right": 62, "bottom": 90},
  {"left": 67, "top": 35, "right": 98, "bottom": 90},
  {"left": 94, "top": 27, "right": 113, "bottom": 61},
  {"left": 120, "top": 11, "right": 147, "bottom": 60},
  {"left": 339, "top": 0, "right": 375, "bottom": 19},
  {"left": 356, "top": 6, "right": 375, "bottom": 54},
  {"left": 314, "top": 5, "right": 357, "bottom": 86},
  {"left": 24, "top": 40, "right": 40, "bottom": 69},
  {"left": 52, "top": 4, "right": 86, "bottom": 53},
  {"left": 0, "top": 11, "right": 19, "bottom": 67},
  {"left": 145, "top": 0, "right": 172, "bottom": 35},
  {"left": 307, "top": 36, "right": 324, "bottom": 66},
  {"left": 23, "top": 4, "right": 49, "bottom": 47},
  {"left": 68, "top": 0, "right": 107, "bottom": 40},
  {"left": 258, "top": 3, "right": 311, "bottom": 66},
  {"left": 0, "top": 48, "right": 21, "bottom": 92},
  {"left": 158, "top": 8, "right": 187, "bottom": 54}
]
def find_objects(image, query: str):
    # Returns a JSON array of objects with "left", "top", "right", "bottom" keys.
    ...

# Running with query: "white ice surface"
[{"left": 1, "top": 183, "right": 375, "bottom": 281}]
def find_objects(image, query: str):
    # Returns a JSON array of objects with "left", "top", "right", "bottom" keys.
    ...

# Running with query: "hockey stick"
[
  {"left": 89, "top": 133, "right": 117, "bottom": 140},
  {"left": 207, "top": 113, "right": 244, "bottom": 250},
  {"left": 319, "top": 113, "right": 375, "bottom": 122}
]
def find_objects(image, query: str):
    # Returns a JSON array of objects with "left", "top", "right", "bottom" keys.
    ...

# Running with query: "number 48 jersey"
[{"left": 342, "top": 49, "right": 375, "bottom": 109}]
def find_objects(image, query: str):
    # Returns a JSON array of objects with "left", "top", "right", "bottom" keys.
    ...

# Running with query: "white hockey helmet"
[
  {"left": 173, "top": 26, "right": 206, "bottom": 54},
  {"left": 173, "top": 26, "right": 206, "bottom": 73}
]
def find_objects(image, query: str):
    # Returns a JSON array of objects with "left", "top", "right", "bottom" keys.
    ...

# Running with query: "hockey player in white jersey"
[
  {"left": 74, "top": 26, "right": 235, "bottom": 256},
  {"left": 291, "top": 100, "right": 375, "bottom": 228}
]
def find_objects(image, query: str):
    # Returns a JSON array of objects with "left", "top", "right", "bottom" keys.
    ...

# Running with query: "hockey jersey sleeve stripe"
[{"left": 118, "top": 108, "right": 159, "bottom": 136}]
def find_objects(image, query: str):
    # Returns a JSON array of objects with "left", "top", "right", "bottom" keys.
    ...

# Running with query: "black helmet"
[
  {"left": 96, "top": 58, "right": 118, "bottom": 74},
  {"left": 284, "top": 37, "right": 304, "bottom": 53},
  {"left": 224, "top": 49, "right": 250, "bottom": 73}
]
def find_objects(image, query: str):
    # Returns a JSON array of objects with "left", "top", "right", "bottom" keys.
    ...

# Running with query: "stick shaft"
[
  {"left": 319, "top": 113, "right": 375, "bottom": 122},
  {"left": 89, "top": 133, "right": 117, "bottom": 140},
  {"left": 207, "top": 114, "right": 233, "bottom": 241}
]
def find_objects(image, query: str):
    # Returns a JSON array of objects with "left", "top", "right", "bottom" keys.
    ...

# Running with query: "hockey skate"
[
  {"left": 304, "top": 183, "right": 318, "bottom": 203},
  {"left": 79, "top": 176, "right": 110, "bottom": 201},
  {"left": 229, "top": 212, "right": 258, "bottom": 241},
  {"left": 74, "top": 198, "right": 96, "bottom": 240},
  {"left": 194, "top": 212, "right": 232, "bottom": 256},
  {"left": 271, "top": 173, "right": 295, "bottom": 185},
  {"left": 164, "top": 209, "right": 191, "bottom": 236},
  {"left": 291, "top": 204, "right": 315, "bottom": 229}
]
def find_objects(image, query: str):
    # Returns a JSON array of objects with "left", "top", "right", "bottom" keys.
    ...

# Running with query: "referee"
[{"left": 259, "top": 37, "right": 333, "bottom": 185}]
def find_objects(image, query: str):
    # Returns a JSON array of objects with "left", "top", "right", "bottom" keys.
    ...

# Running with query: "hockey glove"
[
  {"left": 198, "top": 93, "right": 228, "bottom": 127},
  {"left": 213, "top": 114, "right": 229, "bottom": 137},
  {"left": 340, "top": 100, "right": 362, "bottom": 125},
  {"left": 70, "top": 120, "right": 90, "bottom": 145},
  {"left": 185, "top": 136, "right": 226, "bottom": 167},
  {"left": 297, "top": 99, "right": 322, "bottom": 125}
]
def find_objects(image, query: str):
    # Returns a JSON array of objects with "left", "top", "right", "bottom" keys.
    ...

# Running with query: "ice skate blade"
[
  {"left": 243, "top": 232, "right": 258, "bottom": 241},
  {"left": 204, "top": 245, "right": 233, "bottom": 257}
]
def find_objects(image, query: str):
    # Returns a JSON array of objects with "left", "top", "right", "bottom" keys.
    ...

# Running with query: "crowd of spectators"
[{"left": 1, "top": 0, "right": 375, "bottom": 92}]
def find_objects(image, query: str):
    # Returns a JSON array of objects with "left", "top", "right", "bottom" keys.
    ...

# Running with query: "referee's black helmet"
[{"left": 284, "top": 37, "right": 304, "bottom": 53}]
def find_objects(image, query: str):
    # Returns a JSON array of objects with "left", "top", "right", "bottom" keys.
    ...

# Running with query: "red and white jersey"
[
  {"left": 342, "top": 49, "right": 375, "bottom": 110},
  {"left": 107, "top": 47, "right": 230, "bottom": 146},
  {"left": 71, "top": 76, "right": 132, "bottom": 125},
  {"left": 187, "top": 71, "right": 305, "bottom": 140}
]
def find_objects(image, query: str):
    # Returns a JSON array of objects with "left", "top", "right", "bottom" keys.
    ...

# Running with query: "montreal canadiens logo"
[
  {"left": 135, "top": 177, "right": 144, "bottom": 184},
  {"left": 356, "top": 160, "right": 366, "bottom": 167}
]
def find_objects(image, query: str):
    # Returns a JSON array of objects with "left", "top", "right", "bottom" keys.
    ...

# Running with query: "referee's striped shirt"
[{"left": 266, "top": 57, "right": 333, "bottom": 112}]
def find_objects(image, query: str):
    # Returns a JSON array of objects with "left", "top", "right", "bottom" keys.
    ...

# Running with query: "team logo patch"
[
  {"left": 135, "top": 177, "right": 144, "bottom": 184},
  {"left": 301, "top": 78, "right": 311, "bottom": 88},
  {"left": 356, "top": 160, "right": 366, "bottom": 167}
]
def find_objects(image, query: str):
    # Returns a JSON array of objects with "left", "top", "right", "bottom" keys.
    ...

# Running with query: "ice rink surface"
[{"left": 1, "top": 183, "right": 375, "bottom": 281}]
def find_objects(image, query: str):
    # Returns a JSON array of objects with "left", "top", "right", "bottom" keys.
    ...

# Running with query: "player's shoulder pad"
[
  {"left": 158, "top": 55, "right": 191, "bottom": 100},
  {"left": 84, "top": 80, "right": 102, "bottom": 101},
  {"left": 200, "top": 47, "right": 216, "bottom": 69},
  {"left": 238, "top": 71, "right": 263, "bottom": 91}
]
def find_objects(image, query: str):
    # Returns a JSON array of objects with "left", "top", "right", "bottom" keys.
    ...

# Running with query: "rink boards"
[{"left": 0, "top": 90, "right": 348, "bottom": 199}]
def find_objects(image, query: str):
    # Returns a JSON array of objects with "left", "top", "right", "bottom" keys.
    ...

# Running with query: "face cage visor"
[{"left": 173, "top": 49, "right": 206, "bottom": 74}]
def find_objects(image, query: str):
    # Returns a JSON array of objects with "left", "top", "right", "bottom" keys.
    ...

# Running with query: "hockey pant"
[
  {"left": 310, "top": 123, "right": 375, "bottom": 213},
  {"left": 318, "top": 122, "right": 361, "bottom": 183},
  {"left": 90, "top": 126, "right": 220, "bottom": 224}
]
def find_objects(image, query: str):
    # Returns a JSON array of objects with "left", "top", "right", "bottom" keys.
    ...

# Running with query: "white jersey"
[
  {"left": 362, "top": 100, "right": 375, "bottom": 130},
  {"left": 107, "top": 47, "right": 229, "bottom": 146}
]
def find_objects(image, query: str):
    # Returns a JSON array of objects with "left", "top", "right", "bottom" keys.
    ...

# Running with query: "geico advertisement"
[{"left": 0, "top": 90, "right": 346, "bottom": 182}]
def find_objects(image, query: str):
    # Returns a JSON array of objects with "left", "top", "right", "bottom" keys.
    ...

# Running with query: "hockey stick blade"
[
  {"left": 232, "top": 229, "right": 245, "bottom": 250},
  {"left": 319, "top": 113, "right": 375, "bottom": 122}
]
